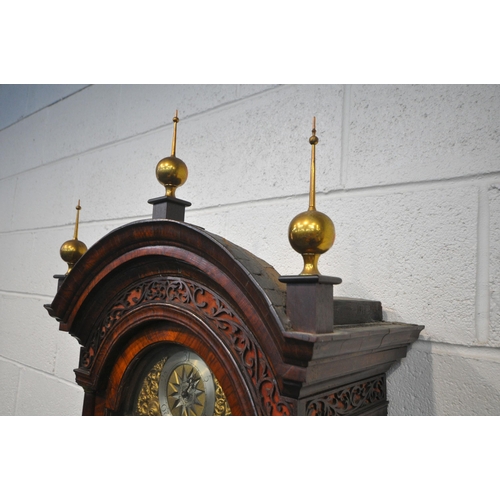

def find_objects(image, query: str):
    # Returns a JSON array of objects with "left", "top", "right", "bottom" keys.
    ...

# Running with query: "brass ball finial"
[
  {"left": 288, "top": 118, "right": 335, "bottom": 275},
  {"left": 156, "top": 110, "right": 188, "bottom": 198},
  {"left": 60, "top": 200, "right": 87, "bottom": 275}
]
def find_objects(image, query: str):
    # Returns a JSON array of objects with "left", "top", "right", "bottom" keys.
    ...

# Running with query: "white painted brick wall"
[
  {"left": 490, "top": 184, "right": 500, "bottom": 345},
  {"left": 347, "top": 84, "right": 500, "bottom": 186},
  {"left": 1, "top": 84, "right": 499, "bottom": 415},
  {"left": 0, "top": 85, "right": 87, "bottom": 130}
]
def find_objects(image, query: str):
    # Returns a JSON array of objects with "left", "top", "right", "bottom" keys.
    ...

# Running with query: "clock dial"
[
  {"left": 160, "top": 350, "right": 214, "bottom": 416},
  {"left": 132, "top": 345, "right": 230, "bottom": 416}
]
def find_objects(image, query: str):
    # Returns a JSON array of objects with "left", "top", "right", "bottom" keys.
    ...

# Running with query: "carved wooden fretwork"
[
  {"left": 85, "top": 277, "right": 293, "bottom": 416},
  {"left": 305, "top": 374, "right": 386, "bottom": 416}
]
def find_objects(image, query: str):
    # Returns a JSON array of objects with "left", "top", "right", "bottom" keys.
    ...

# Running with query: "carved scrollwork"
[
  {"left": 84, "top": 277, "right": 292, "bottom": 416},
  {"left": 305, "top": 375, "right": 386, "bottom": 416}
]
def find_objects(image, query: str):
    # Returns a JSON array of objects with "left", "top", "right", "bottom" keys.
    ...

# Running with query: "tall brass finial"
[
  {"left": 60, "top": 200, "right": 88, "bottom": 275},
  {"left": 156, "top": 110, "right": 188, "bottom": 198},
  {"left": 287, "top": 118, "right": 335, "bottom": 275}
]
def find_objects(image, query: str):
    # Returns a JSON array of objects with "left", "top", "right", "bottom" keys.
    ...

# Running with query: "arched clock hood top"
[{"left": 46, "top": 218, "right": 290, "bottom": 335}]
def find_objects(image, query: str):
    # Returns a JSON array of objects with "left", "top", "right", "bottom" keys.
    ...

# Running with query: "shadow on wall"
[
  {"left": 383, "top": 304, "right": 435, "bottom": 415},
  {"left": 430, "top": 347, "right": 500, "bottom": 415},
  {"left": 386, "top": 342, "right": 435, "bottom": 416},
  {"left": 387, "top": 341, "right": 500, "bottom": 416}
]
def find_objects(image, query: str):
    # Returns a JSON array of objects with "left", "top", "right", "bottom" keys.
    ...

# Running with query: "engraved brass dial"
[
  {"left": 167, "top": 364, "right": 206, "bottom": 415},
  {"left": 159, "top": 350, "right": 214, "bottom": 416},
  {"left": 132, "top": 345, "right": 230, "bottom": 416}
]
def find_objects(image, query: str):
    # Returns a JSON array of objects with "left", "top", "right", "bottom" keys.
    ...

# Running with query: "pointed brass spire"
[
  {"left": 287, "top": 118, "right": 335, "bottom": 275},
  {"left": 60, "top": 200, "right": 88, "bottom": 275},
  {"left": 73, "top": 199, "right": 82, "bottom": 240},
  {"left": 308, "top": 117, "right": 318, "bottom": 210},
  {"left": 156, "top": 110, "right": 188, "bottom": 198},
  {"left": 171, "top": 109, "right": 179, "bottom": 156}
]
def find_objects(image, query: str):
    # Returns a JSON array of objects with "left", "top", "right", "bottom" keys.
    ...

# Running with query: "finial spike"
[
  {"left": 171, "top": 110, "right": 179, "bottom": 156},
  {"left": 73, "top": 200, "right": 81, "bottom": 240},
  {"left": 308, "top": 117, "right": 318, "bottom": 210}
]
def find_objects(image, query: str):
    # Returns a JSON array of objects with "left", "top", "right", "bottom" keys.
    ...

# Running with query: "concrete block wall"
[{"left": 1, "top": 84, "right": 499, "bottom": 415}]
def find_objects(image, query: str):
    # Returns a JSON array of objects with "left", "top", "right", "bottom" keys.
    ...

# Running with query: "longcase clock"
[{"left": 45, "top": 113, "right": 423, "bottom": 416}]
